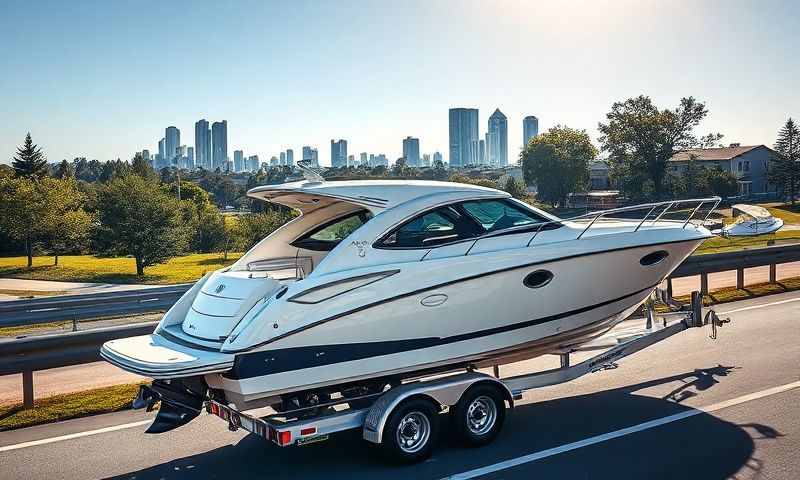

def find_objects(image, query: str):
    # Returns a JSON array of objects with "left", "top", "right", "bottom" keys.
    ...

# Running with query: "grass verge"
[
  {"left": 0, "top": 383, "right": 144, "bottom": 431},
  {"left": 695, "top": 230, "right": 800, "bottom": 254},
  {"left": 0, "top": 289, "right": 66, "bottom": 298},
  {"left": 0, "top": 252, "right": 242, "bottom": 285}
]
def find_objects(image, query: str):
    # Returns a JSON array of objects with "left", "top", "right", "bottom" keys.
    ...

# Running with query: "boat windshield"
[{"left": 461, "top": 199, "right": 550, "bottom": 233}]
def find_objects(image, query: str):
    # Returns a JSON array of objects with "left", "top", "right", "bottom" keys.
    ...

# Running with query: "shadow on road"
[{"left": 108, "top": 366, "right": 771, "bottom": 480}]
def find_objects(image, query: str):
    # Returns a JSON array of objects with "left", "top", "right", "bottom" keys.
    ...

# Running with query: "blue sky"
[{"left": 1, "top": 0, "right": 798, "bottom": 166}]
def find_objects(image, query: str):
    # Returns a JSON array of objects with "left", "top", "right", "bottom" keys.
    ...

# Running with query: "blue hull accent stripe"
[{"left": 226, "top": 282, "right": 658, "bottom": 380}]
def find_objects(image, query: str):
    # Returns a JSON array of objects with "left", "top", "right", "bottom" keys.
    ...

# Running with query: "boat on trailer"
[
  {"left": 720, "top": 204, "right": 783, "bottom": 236},
  {"left": 101, "top": 178, "right": 720, "bottom": 447}
]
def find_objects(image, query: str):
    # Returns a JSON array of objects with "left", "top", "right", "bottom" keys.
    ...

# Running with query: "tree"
[
  {"left": 57, "top": 159, "right": 74, "bottom": 179},
  {"left": 768, "top": 118, "right": 800, "bottom": 204},
  {"left": 502, "top": 177, "right": 527, "bottom": 200},
  {"left": 0, "top": 177, "right": 89, "bottom": 266},
  {"left": 12, "top": 133, "right": 48, "bottom": 178},
  {"left": 131, "top": 152, "right": 157, "bottom": 181},
  {"left": 598, "top": 95, "right": 720, "bottom": 200},
  {"left": 97, "top": 175, "right": 188, "bottom": 275},
  {"left": 704, "top": 167, "right": 739, "bottom": 198},
  {"left": 521, "top": 126, "right": 596, "bottom": 207},
  {"left": 235, "top": 210, "right": 294, "bottom": 251}
]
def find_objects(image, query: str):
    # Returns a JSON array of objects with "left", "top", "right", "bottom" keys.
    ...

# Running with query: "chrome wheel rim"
[
  {"left": 466, "top": 395, "right": 497, "bottom": 436},
  {"left": 396, "top": 411, "right": 431, "bottom": 453}
]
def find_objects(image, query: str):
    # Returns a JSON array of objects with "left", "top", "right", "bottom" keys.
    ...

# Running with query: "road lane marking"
[
  {"left": 718, "top": 296, "right": 800, "bottom": 315},
  {"left": 444, "top": 380, "right": 800, "bottom": 480},
  {"left": 0, "top": 420, "right": 152, "bottom": 453}
]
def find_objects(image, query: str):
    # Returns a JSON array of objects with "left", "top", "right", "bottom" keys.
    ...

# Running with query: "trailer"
[{"left": 205, "top": 290, "right": 729, "bottom": 463}]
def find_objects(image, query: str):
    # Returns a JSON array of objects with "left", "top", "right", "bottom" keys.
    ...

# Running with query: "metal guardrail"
[
  {"left": 2, "top": 242, "right": 800, "bottom": 410},
  {"left": 0, "top": 285, "right": 191, "bottom": 328}
]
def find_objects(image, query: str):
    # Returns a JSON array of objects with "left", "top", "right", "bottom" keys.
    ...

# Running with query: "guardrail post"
[
  {"left": 700, "top": 273, "right": 709, "bottom": 296},
  {"left": 22, "top": 370, "right": 34, "bottom": 409},
  {"left": 736, "top": 268, "right": 744, "bottom": 290},
  {"left": 769, "top": 264, "right": 777, "bottom": 284}
]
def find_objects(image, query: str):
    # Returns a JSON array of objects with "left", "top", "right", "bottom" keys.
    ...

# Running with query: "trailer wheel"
[
  {"left": 381, "top": 398, "right": 440, "bottom": 463},
  {"left": 453, "top": 384, "right": 506, "bottom": 447}
]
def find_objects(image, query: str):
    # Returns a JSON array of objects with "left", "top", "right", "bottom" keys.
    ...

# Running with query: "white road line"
[
  {"left": 0, "top": 420, "right": 152, "bottom": 453},
  {"left": 718, "top": 296, "right": 800, "bottom": 315},
  {"left": 444, "top": 380, "right": 800, "bottom": 480}
]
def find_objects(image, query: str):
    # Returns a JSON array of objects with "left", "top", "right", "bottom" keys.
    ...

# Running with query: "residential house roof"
[{"left": 669, "top": 144, "right": 772, "bottom": 162}]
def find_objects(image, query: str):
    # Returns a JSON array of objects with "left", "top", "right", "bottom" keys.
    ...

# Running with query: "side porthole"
[
  {"left": 640, "top": 250, "right": 669, "bottom": 266},
  {"left": 524, "top": 270, "right": 554, "bottom": 289}
]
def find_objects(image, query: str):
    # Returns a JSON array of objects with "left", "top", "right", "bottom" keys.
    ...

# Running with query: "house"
[
  {"left": 589, "top": 160, "right": 611, "bottom": 190},
  {"left": 668, "top": 144, "right": 776, "bottom": 197}
]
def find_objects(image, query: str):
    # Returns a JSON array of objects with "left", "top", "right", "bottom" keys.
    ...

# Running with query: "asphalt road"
[{"left": 0, "top": 291, "right": 798, "bottom": 480}]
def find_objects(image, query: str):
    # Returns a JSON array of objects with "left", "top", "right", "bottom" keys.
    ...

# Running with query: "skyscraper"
[
  {"left": 360, "top": 152, "right": 368, "bottom": 166},
  {"left": 141, "top": 149, "right": 150, "bottom": 161},
  {"left": 478, "top": 139, "right": 486, "bottom": 165},
  {"left": 212, "top": 120, "right": 228, "bottom": 170},
  {"left": 402, "top": 136, "right": 420, "bottom": 167},
  {"left": 286, "top": 149, "right": 294, "bottom": 167},
  {"left": 448, "top": 108, "right": 479, "bottom": 168},
  {"left": 195, "top": 119, "right": 211, "bottom": 170},
  {"left": 433, "top": 151, "right": 443, "bottom": 166},
  {"left": 488, "top": 109, "right": 508, "bottom": 166},
  {"left": 422, "top": 153, "right": 431, "bottom": 167},
  {"left": 270, "top": 156, "right": 279, "bottom": 166},
  {"left": 523, "top": 115, "right": 539, "bottom": 147},
  {"left": 187, "top": 147, "right": 194, "bottom": 169},
  {"left": 233, "top": 150, "right": 244, "bottom": 172},
  {"left": 157, "top": 138, "right": 165, "bottom": 168},
  {"left": 279, "top": 151, "right": 286, "bottom": 166},
  {"left": 330, "top": 139, "right": 347, "bottom": 168},
  {"left": 302, "top": 146, "right": 319, "bottom": 167},
  {"left": 165, "top": 126, "right": 180, "bottom": 166},
  {"left": 248, "top": 155, "right": 260, "bottom": 172}
]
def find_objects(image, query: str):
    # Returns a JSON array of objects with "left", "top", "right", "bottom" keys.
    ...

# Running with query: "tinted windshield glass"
[
  {"left": 378, "top": 206, "right": 477, "bottom": 248},
  {"left": 309, "top": 213, "right": 369, "bottom": 241},
  {"left": 461, "top": 200, "right": 547, "bottom": 233}
]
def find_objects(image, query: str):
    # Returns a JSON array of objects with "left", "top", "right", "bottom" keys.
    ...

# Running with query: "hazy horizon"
[{"left": 2, "top": 0, "right": 798, "bottom": 166}]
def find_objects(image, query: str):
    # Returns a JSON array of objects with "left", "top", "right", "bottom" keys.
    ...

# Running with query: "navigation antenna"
[{"left": 297, "top": 160, "right": 325, "bottom": 183}]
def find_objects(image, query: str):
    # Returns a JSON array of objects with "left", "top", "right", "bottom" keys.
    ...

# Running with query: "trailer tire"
[
  {"left": 381, "top": 398, "right": 440, "bottom": 463},
  {"left": 453, "top": 384, "right": 506, "bottom": 447}
]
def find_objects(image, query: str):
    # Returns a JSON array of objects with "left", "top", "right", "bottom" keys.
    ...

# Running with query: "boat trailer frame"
[{"left": 206, "top": 290, "right": 728, "bottom": 450}]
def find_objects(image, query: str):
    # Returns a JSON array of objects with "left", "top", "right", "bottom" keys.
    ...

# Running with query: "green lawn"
[
  {"left": 767, "top": 204, "right": 800, "bottom": 225},
  {"left": 0, "top": 383, "right": 144, "bottom": 431},
  {"left": 695, "top": 230, "right": 800, "bottom": 254},
  {"left": 0, "top": 252, "right": 242, "bottom": 285}
]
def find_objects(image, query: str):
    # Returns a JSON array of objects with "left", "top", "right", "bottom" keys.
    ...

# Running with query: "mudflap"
[{"left": 133, "top": 378, "right": 208, "bottom": 434}]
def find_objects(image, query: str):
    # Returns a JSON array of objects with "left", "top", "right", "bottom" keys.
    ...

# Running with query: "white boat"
[
  {"left": 101, "top": 179, "right": 719, "bottom": 433},
  {"left": 721, "top": 204, "right": 783, "bottom": 236}
]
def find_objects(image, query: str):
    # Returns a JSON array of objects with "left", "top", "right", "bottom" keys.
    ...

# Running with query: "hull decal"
[{"left": 226, "top": 282, "right": 658, "bottom": 380}]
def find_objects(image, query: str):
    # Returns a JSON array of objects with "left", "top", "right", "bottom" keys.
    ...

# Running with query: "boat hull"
[{"left": 207, "top": 237, "right": 702, "bottom": 405}]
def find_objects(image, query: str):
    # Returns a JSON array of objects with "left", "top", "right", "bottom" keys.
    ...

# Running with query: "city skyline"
[{"left": 2, "top": 1, "right": 799, "bottom": 166}]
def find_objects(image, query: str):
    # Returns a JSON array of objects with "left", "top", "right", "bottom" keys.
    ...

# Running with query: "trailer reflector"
[{"left": 300, "top": 427, "right": 316, "bottom": 436}]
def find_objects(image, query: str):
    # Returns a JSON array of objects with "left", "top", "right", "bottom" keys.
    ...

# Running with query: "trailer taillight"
[
  {"left": 278, "top": 430, "right": 292, "bottom": 446},
  {"left": 300, "top": 427, "right": 316, "bottom": 436},
  {"left": 210, "top": 403, "right": 219, "bottom": 415}
]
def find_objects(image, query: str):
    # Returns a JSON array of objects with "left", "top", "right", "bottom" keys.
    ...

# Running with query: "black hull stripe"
[
  {"left": 226, "top": 281, "right": 658, "bottom": 380},
  {"left": 228, "top": 237, "right": 699, "bottom": 353}
]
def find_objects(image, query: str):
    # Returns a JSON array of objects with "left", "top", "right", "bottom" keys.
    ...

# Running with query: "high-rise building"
[
  {"left": 330, "top": 139, "right": 347, "bottom": 168},
  {"left": 402, "top": 136, "right": 420, "bottom": 167},
  {"left": 448, "top": 108, "right": 479, "bottom": 168},
  {"left": 141, "top": 149, "right": 150, "bottom": 161},
  {"left": 422, "top": 153, "right": 431, "bottom": 167},
  {"left": 195, "top": 119, "right": 211, "bottom": 169},
  {"left": 270, "top": 156, "right": 279, "bottom": 166},
  {"left": 157, "top": 138, "right": 165, "bottom": 168},
  {"left": 233, "top": 150, "right": 244, "bottom": 172},
  {"left": 176, "top": 145, "right": 188, "bottom": 169},
  {"left": 212, "top": 120, "right": 228, "bottom": 170},
  {"left": 523, "top": 115, "right": 539, "bottom": 148},
  {"left": 478, "top": 139, "right": 486, "bottom": 165},
  {"left": 302, "top": 146, "right": 319, "bottom": 167},
  {"left": 360, "top": 152, "right": 368, "bottom": 166},
  {"left": 488, "top": 109, "right": 508, "bottom": 166},
  {"left": 347, "top": 155, "right": 355, "bottom": 167},
  {"left": 433, "top": 151, "right": 443, "bottom": 166},
  {"left": 248, "top": 155, "right": 260, "bottom": 172},
  {"left": 279, "top": 151, "right": 286, "bottom": 166},
  {"left": 165, "top": 126, "right": 180, "bottom": 165},
  {"left": 372, "top": 154, "right": 388, "bottom": 167},
  {"left": 286, "top": 149, "right": 294, "bottom": 167},
  {"left": 187, "top": 147, "right": 194, "bottom": 169}
]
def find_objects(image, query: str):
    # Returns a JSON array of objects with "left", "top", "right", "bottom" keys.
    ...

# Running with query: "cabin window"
[
  {"left": 291, "top": 210, "right": 372, "bottom": 251},
  {"left": 376, "top": 206, "right": 479, "bottom": 249},
  {"left": 460, "top": 199, "right": 549, "bottom": 233}
]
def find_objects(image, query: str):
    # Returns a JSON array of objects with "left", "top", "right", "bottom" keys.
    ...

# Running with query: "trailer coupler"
[{"left": 133, "top": 380, "right": 206, "bottom": 434}]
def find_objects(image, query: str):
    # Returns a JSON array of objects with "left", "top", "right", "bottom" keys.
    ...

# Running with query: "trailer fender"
[{"left": 362, "top": 372, "right": 512, "bottom": 444}]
